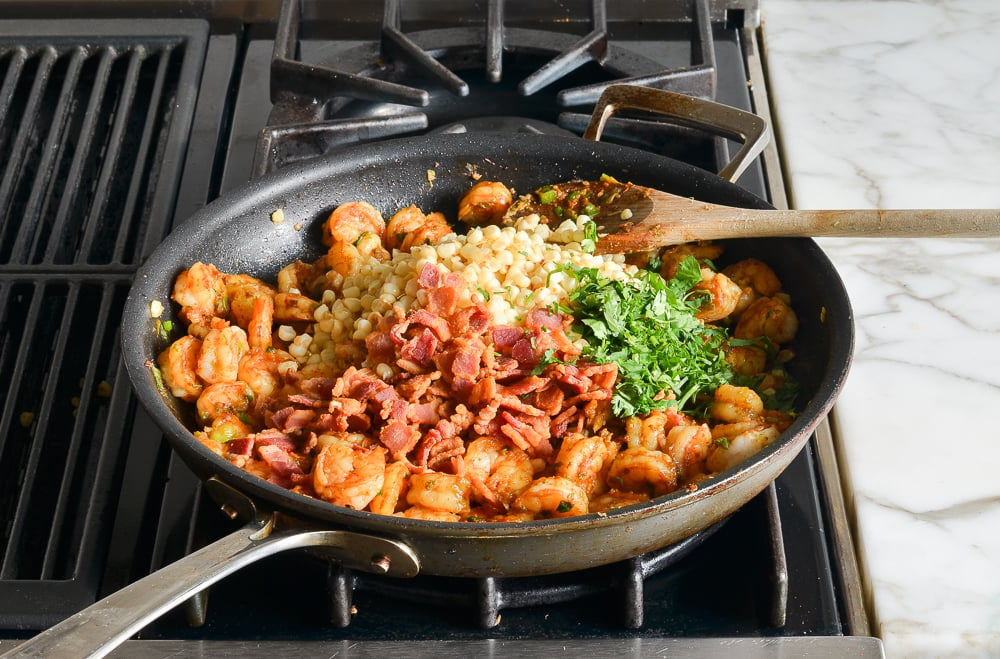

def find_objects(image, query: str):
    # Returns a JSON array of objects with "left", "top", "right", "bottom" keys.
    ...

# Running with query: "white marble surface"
[{"left": 761, "top": 1, "right": 1000, "bottom": 657}]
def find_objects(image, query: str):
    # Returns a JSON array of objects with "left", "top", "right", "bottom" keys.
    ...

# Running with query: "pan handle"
[
  {"left": 3, "top": 517, "right": 420, "bottom": 659},
  {"left": 583, "top": 84, "right": 771, "bottom": 183}
]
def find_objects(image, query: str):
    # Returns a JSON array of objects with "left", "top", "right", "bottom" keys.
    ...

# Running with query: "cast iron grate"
[
  {"left": 255, "top": 0, "right": 718, "bottom": 175},
  {"left": 0, "top": 20, "right": 208, "bottom": 628}
]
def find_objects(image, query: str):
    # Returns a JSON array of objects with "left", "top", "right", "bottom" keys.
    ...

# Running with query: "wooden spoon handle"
[
  {"left": 596, "top": 187, "right": 1000, "bottom": 252},
  {"left": 695, "top": 207, "right": 1000, "bottom": 239}
]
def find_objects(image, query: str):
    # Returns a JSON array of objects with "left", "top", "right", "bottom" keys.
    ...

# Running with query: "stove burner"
[
  {"left": 429, "top": 116, "right": 576, "bottom": 136},
  {"left": 255, "top": 0, "right": 719, "bottom": 176},
  {"left": 331, "top": 520, "right": 725, "bottom": 630}
]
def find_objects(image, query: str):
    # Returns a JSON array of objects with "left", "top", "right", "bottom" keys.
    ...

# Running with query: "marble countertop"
[{"left": 760, "top": 1, "right": 1000, "bottom": 657}]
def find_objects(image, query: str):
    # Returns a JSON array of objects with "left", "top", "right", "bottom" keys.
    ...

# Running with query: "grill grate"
[
  {"left": 0, "top": 20, "right": 208, "bottom": 628},
  {"left": 0, "top": 31, "right": 198, "bottom": 267}
]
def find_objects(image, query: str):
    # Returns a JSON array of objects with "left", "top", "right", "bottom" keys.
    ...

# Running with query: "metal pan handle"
[
  {"left": 583, "top": 84, "right": 771, "bottom": 183},
  {"left": 3, "top": 515, "right": 420, "bottom": 659}
]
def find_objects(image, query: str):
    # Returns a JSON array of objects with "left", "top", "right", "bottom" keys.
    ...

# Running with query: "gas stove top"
[{"left": 0, "top": 2, "right": 881, "bottom": 656}]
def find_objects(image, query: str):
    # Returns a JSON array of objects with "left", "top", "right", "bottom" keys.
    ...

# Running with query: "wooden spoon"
[{"left": 509, "top": 179, "right": 1000, "bottom": 254}]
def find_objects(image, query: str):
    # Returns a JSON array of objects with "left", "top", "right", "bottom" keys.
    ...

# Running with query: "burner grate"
[
  {"left": 255, "top": 0, "right": 719, "bottom": 175},
  {"left": 0, "top": 19, "right": 208, "bottom": 628}
]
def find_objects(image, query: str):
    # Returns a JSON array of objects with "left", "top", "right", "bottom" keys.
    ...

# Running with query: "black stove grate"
[
  {"left": 255, "top": 0, "right": 718, "bottom": 175},
  {"left": 0, "top": 19, "right": 208, "bottom": 628}
]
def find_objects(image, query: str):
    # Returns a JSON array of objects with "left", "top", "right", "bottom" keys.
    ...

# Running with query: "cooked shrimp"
[
  {"left": 224, "top": 274, "right": 276, "bottom": 329},
  {"left": 706, "top": 422, "right": 780, "bottom": 473},
  {"left": 510, "top": 476, "right": 589, "bottom": 519},
  {"left": 273, "top": 292, "right": 319, "bottom": 323},
  {"left": 734, "top": 296, "right": 798, "bottom": 345},
  {"left": 369, "top": 460, "right": 410, "bottom": 516},
  {"left": 464, "top": 437, "right": 533, "bottom": 509},
  {"left": 625, "top": 407, "right": 690, "bottom": 450},
  {"left": 659, "top": 243, "right": 724, "bottom": 279},
  {"left": 403, "top": 211, "right": 452, "bottom": 251},
  {"left": 664, "top": 423, "right": 713, "bottom": 482},
  {"left": 554, "top": 434, "right": 619, "bottom": 498},
  {"left": 157, "top": 335, "right": 203, "bottom": 402},
  {"left": 724, "top": 342, "right": 767, "bottom": 376},
  {"left": 606, "top": 446, "right": 678, "bottom": 498},
  {"left": 172, "top": 262, "right": 227, "bottom": 335},
  {"left": 238, "top": 346, "right": 293, "bottom": 398},
  {"left": 323, "top": 201, "right": 385, "bottom": 247},
  {"left": 709, "top": 384, "right": 764, "bottom": 423},
  {"left": 386, "top": 206, "right": 453, "bottom": 252},
  {"left": 313, "top": 443, "right": 387, "bottom": 510},
  {"left": 277, "top": 259, "right": 323, "bottom": 295},
  {"left": 246, "top": 295, "right": 274, "bottom": 349},
  {"left": 588, "top": 489, "right": 650, "bottom": 513},
  {"left": 692, "top": 269, "right": 742, "bottom": 322},
  {"left": 399, "top": 506, "right": 461, "bottom": 522},
  {"left": 196, "top": 381, "right": 254, "bottom": 425},
  {"left": 722, "top": 258, "right": 782, "bottom": 314},
  {"left": 406, "top": 473, "right": 472, "bottom": 514},
  {"left": 457, "top": 180, "right": 513, "bottom": 225},
  {"left": 385, "top": 205, "right": 425, "bottom": 251},
  {"left": 197, "top": 324, "right": 249, "bottom": 384}
]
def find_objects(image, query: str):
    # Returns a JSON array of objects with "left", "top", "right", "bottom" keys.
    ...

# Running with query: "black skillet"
[{"left": 7, "top": 92, "right": 853, "bottom": 658}]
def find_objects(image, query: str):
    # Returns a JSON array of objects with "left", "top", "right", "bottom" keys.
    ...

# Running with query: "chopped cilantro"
[
  {"left": 558, "top": 257, "right": 733, "bottom": 417},
  {"left": 556, "top": 500, "right": 574, "bottom": 513}
]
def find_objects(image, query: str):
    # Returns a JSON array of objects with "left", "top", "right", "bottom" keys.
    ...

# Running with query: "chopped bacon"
[
  {"left": 365, "top": 329, "right": 397, "bottom": 364},
  {"left": 298, "top": 378, "right": 337, "bottom": 400},
  {"left": 414, "top": 420, "right": 464, "bottom": 470},
  {"left": 328, "top": 397, "right": 365, "bottom": 416},
  {"left": 453, "top": 304, "right": 491, "bottom": 336},
  {"left": 380, "top": 397, "right": 409, "bottom": 422},
  {"left": 499, "top": 376, "right": 547, "bottom": 396},
  {"left": 498, "top": 395, "right": 545, "bottom": 417},
  {"left": 400, "top": 327, "right": 438, "bottom": 364},
  {"left": 451, "top": 337, "right": 485, "bottom": 378},
  {"left": 500, "top": 411, "right": 553, "bottom": 457},
  {"left": 468, "top": 375, "right": 497, "bottom": 407},
  {"left": 427, "top": 285, "right": 459, "bottom": 317},
  {"left": 525, "top": 308, "right": 566, "bottom": 332},
  {"left": 226, "top": 436, "right": 254, "bottom": 457},
  {"left": 492, "top": 325, "right": 522, "bottom": 348},
  {"left": 417, "top": 262, "right": 443, "bottom": 289},
  {"left": 258, "top": 444, "right": 304, "bottom": 480},
  {"left": 396, "top": 372, "right": 440, "bottom": 400},
  {"left": 254, "top": 428, "right": 298, "bottom": 451},
  {"left": 271, "top": 408, "right": 316, "bottom": 433},
  {"left": 287, "top": 394, "right": 324, "bottom": 408},
  {"left": 449, "top": 404, "right": 475, "bottom": 435},
  {"left": 380, "top": 420, "right": 420, "bottom": 457},
  {"left": 531, "top": 383, "right": 565, "bottom": 415},
  {"left": 511, "top": 337, "right": 537, "bottom": 365},
  {"left": 551, "top": 363, "right": 591, "bottom": 394},
  {"left": 407, "top": 401, "right": 441, "bottom": 425},
  {"left": 408, "top": 309, "right": 452, "bottom": 342}
]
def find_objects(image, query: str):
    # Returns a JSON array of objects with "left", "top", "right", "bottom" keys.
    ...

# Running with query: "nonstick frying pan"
[{"left": 8, "top": 119, "right": 853, "bottom": 659}]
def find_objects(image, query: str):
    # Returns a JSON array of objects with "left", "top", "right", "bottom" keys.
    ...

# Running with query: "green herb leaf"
[{"left": 558, "top": 257, "right": 733, "bottom": 417}]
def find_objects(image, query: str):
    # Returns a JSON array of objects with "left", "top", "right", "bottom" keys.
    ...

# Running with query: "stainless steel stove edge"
[
  {"left": 0, "top": 0, "right": 762, "bottom": 27},
  {"left": 0, "top": 636, "right": 886, "bottom": 658}
]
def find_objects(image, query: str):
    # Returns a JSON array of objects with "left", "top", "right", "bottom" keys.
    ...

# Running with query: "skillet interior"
[{"left": 121, "top": 133, "right": 853, "bottom": 575}]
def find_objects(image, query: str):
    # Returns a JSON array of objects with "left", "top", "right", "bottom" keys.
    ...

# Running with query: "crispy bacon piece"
[{"left": 381, "top": 420, "right": 420, "bottom": 459}]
